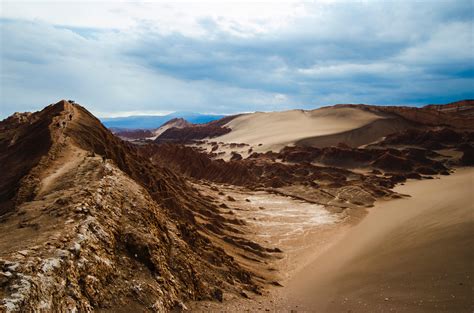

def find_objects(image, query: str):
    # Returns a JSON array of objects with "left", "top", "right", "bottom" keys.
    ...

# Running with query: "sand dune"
[
  {"left": 214, "top": 107, "right": 386, "bottom": 152},
  {"left": 297, "top": 116, "right": 416, "bottom": 148},
  {"left": 288, "top": 168, "right": 474, "bottom": 312}
]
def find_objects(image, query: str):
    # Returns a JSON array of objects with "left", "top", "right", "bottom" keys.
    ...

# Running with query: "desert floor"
[{"left": 187, "top": 167, "right": 474, "bottom": 312}]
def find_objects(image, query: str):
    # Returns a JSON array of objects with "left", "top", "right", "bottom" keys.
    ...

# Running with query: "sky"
[{"left": 0, "top": 0, "right": 473, "bottom": 118}]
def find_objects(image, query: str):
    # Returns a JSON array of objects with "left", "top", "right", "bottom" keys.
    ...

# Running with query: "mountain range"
[{"left": 101, "top": 112, "right": 225, "bottom": 130}]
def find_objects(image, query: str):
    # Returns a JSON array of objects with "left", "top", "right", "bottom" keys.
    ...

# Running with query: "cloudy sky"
[{"left": 0, "top": 0, "right": 473, "bottom": 118}]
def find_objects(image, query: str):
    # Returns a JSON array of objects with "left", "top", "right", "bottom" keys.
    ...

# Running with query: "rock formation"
[{"left": 0, "top": 101, "right": 267, "bottom": 312}]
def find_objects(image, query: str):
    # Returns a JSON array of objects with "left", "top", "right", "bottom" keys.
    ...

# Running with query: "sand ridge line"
[{"left": 214, "top": 107, "right": 386, "bottom": 152}]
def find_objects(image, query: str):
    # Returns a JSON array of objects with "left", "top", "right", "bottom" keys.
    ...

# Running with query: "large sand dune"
[
  {"left": 288, "top": 168, "right": 474, "bottom": 312},
  {"left": 214, "top": 107, "right": 390, "bottom": 152}
]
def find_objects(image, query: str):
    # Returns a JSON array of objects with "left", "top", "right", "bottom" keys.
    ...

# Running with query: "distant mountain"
[
  {"left": 100, "top": 112, "right": 225, "bottom": 129},
  {"left": 113, "top": 118, "right": 193, "bottom": 141}
]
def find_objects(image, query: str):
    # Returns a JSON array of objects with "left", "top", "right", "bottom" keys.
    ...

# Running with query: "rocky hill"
[
  {"left": 424, "top": 99, "right": 474, "bottom": 117},
  {"left": 113, "top": 117, "right": 193, "bottom": 141},
  {"left": 0, "top": 101, "right": 271, "bottom": 312},
  {"left": 150, "top": 117, "right": 192, "bottom": 139},
  {"left": 155, "top": 116, "right": 238, "bottom": 143}
]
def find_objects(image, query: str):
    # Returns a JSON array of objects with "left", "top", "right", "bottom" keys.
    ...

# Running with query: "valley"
[
  {"left": 0, "top": 99, "right": 473, "bottom": 312},
  {"left": 187, "top": 168, "right": 473, "bottom": 312}
]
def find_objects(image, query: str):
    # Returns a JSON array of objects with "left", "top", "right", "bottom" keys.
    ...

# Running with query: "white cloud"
[
  {"left": 397, "top": 21, "right": 473, "bottom": 65},
  {"left": 1, "top": 1, "right": 306, "bottom": 37},
  {"left": 0, "top": 0, "right": 472, "bottom": 118},
  {"left": 0, "top": 21, "right": 290, "bottom": 116},
  {"left": 274, "top": 94, "right": 288, "bottom": 102},
  {"left": 297, "top": 62, "right": 414, "bottom": 78}
]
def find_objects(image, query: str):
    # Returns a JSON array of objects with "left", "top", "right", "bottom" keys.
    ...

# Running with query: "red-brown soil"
[
  {"left": 0, "top": 105, "right": 63, "bottom": 216},
  {"left": 0, "top": 101, "right": 270, "bottom": 312},
  {"left": 334, "top": 101, "right": 474, "bottom": 129},
  {"left": 424, "top": 99, "right": 474, "bottom": 116},
  {"left": 113, "top": 128, "right": 154, "bottom": 140}
]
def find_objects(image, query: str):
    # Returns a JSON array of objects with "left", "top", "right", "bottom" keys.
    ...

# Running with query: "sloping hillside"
[
  {"left": 149, "top": 118, "right": 192, "bottom": 140},
  {"left": 0, "top": 100, "right": 270, "bottom": 312},
  {"left": 424, "top": 99, "right": 474, "bottom": 117},
  {"left": 113, "top": 118, "right": 192, "bottom": 141},
  {"left": 214, "top": 107, "right": 387, "bottom": 152}
]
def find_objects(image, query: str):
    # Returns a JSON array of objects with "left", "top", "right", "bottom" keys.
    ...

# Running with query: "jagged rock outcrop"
[
  {"left": 0, "top": 101, "right": 264, "bottom": 312},
  {"left": 112, "top": 128, "right": 154, "bottom": 140},
  {"left": 144, "top": 143, "right": 404, "bottom": 207},
  {"left": 379, "top": 127, "right": 472, "bottom": 149}
]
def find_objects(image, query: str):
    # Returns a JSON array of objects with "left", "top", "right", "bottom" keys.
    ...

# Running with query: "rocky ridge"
[{"left": 0, "top": 101, "right": 270, "bottom": 312}]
